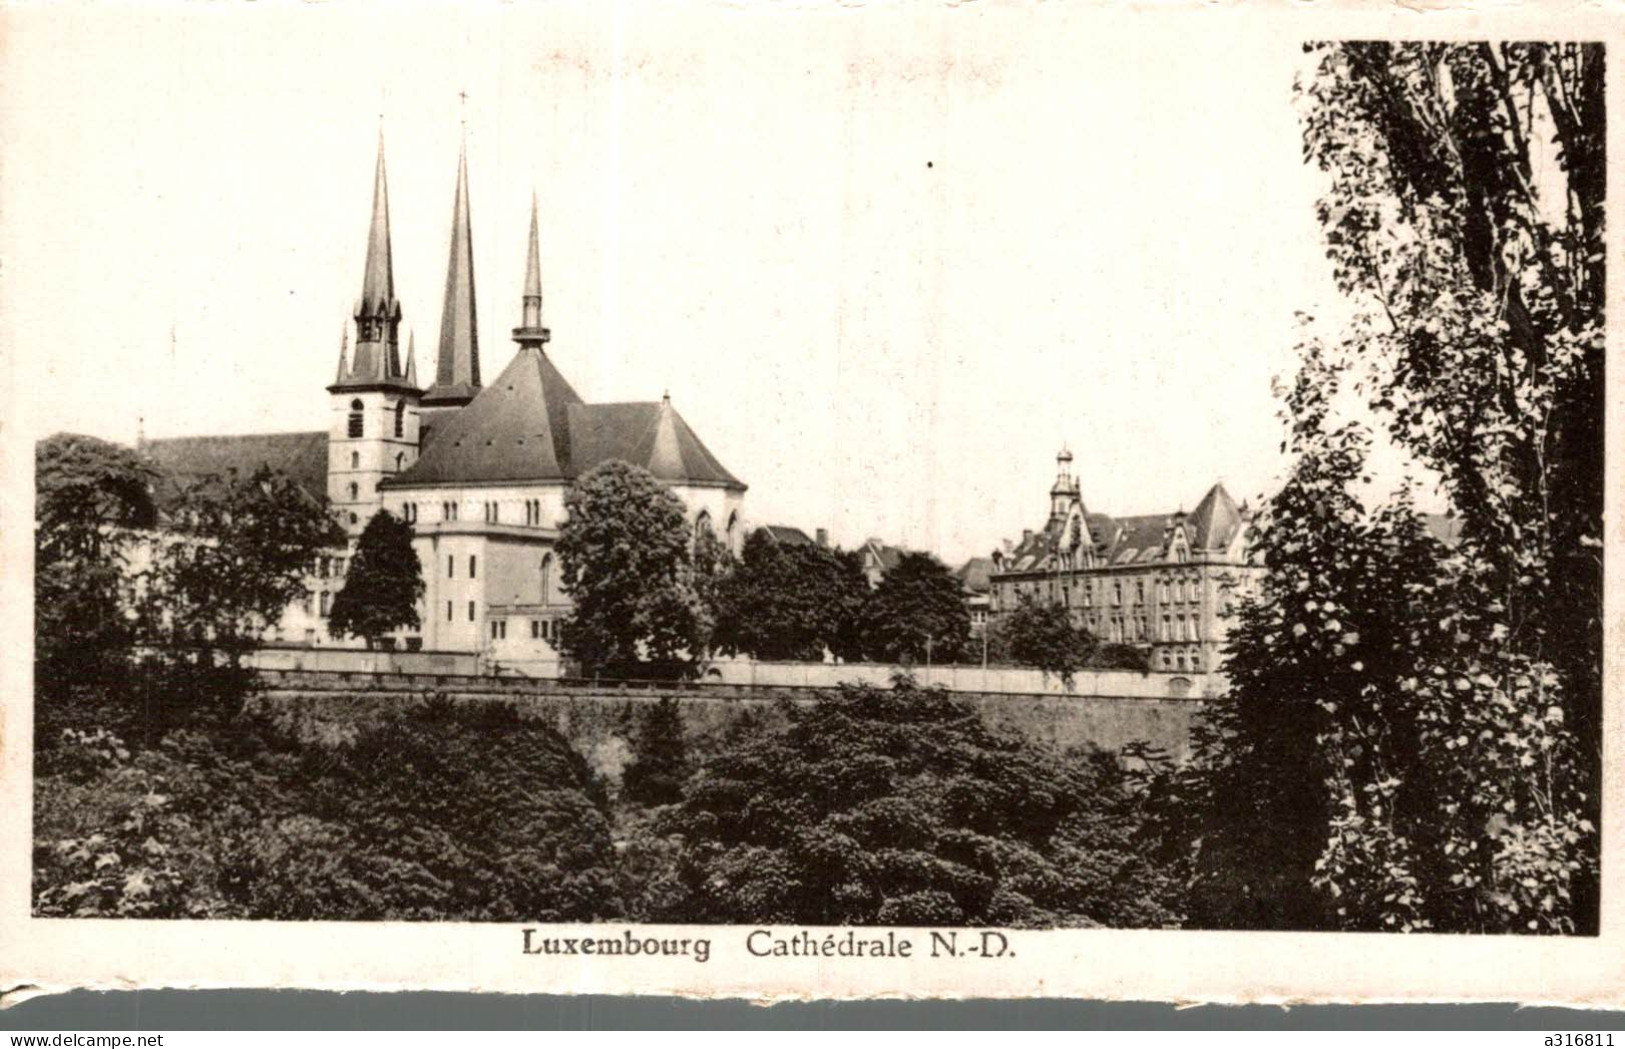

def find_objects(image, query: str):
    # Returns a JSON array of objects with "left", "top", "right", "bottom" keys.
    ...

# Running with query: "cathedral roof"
[
  {"left": 381, "top": 349, "right": 744, "bottom": 491},
  {"left": 141, "top": 431, "right": 328, "bottom": 510}
]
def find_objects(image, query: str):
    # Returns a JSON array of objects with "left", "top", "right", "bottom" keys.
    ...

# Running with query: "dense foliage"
[
  {"left": 861, "top": 553, "right": 971, "bottom": 664},
  {"left": 34, "top": 434, "right": 157, "bottom": 693},
  {"left": 656, "top": 681, "right": 1182, "bottom": 927},
  {"left": 556, "top": 461, "right": 709, "bottom": 673},
  {"left": 329, "top": 510, "right": 425, "bottom": 648},
  {"left": 149, "top": 465, "right": 342, "bottom": 651},
  {"left": 34, "top": 700, "right": 621, "bottom": 921},
  {"left": 620, "top": 698, "right": 691, "bottom": 807},
  {"left": 1184, "top": 42, "right": 1602, "bottom": 933},
  {"left": 711, "top": 531, "right": 870, "bottom": 661}
]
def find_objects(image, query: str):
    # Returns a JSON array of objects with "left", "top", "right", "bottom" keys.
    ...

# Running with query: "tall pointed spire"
[
  {"left": 404, "top": 329, "right": 419, "bottom": 387},
  {"left": 422, "top": 128, "right": 482, "bottom": 409},
  {"left": 513, "top": 190, "right": 552, "bottom": 351},
  {"left": 359, "top": 127, "right": 395, "bottom": 317},
  {"left": 334, "top": 325, "right": 349, "bottom": 383},
  {"left": 333, "top": 129, "right": 409, "bottom": 392}
]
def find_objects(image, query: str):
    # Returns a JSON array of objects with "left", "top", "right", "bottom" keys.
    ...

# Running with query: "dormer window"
[{"left": 348, "top": 399, "right": 364, "bottom": 438}]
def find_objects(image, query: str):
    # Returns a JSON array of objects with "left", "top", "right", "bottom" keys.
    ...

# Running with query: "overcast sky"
[{"left": 3, "top": 2, "right": 1363, "bottom": 563}]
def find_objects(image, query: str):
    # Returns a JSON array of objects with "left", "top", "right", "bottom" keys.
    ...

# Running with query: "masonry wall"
[{"left": 252, "top": 670, "right": 1206, "bottom": 779}]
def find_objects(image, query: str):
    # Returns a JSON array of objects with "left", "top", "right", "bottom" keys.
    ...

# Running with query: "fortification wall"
[{"left": 254, "top": 669, "right": 1204, "bottom": 774}]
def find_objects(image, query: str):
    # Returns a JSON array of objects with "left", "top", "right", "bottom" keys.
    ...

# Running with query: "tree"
[
  {"left": 329, "top": 510, "right": 424, "bottom": 648},
  {"left": 620, "top": 698, "right": 690, "bottom": 806},
  {"left": 999, "top": 595, "right": 1096, "bottom": 686},
  {"left": 555, "top": 460, "right": 706, "bottom": 674},
  {"left": 33, "top": 434, "right": 158, "bottom": 692},
  {"left": 1187, "top": 41, "right": 1603, "bottom": 934},
  {"left": 711, "top": 532, "right": 870, "bottom": 662},
  {"left": 861, "top": 552, "right": 970, "bottom": 664},
  {"left": 658, "top": 680, "right": 1181, "bottom": 927},
  {"left": 153, "top": 466, "right": 343, "bottom": 650}
]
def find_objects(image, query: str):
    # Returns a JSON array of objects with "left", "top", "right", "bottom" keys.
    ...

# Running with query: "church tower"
[
  {"left": 420, "top": 132, "right": 482, "bottom": 419},
  {"left": 328, "top": 132, "right": 422, "bottom": 537}
]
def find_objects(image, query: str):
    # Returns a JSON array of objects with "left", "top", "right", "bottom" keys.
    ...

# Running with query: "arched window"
[
  {"left": 540, "top": 553, "right": 554, "bottom": 605},
  {"left": 725, "top": 511, "right": 739, "bottom": 554},
  {"left": 394, "top": 401, "right": 405, "bottom": 438},
  {"left": 395, "top": 452, "right": 405, "bottom": 472},
  {"left": 348, "top": 482, "right": 359, "bottom": 501},
  {"left": 694, "top": 510, "right": 713, "bottom": 544},
  {"left": 350, "top": 451, "right": 359, "bottom": 469},
  {"left": 348, "top": 399, "right": 364, "bottom": 438}
]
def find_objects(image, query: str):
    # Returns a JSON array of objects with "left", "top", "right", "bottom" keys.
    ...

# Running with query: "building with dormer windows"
[{"left": 987, "top": 448, "right": 1262, "bottom": 673}]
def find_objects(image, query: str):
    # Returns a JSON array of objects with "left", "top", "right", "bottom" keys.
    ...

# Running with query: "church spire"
[
  {"left": 334, "top": 324, "right": 349, "bottom": 383},
  {"left": 332, "top": 131, "right": 409, "bottom": 392},
  {"left": 404, "top": 329, "right": 419, "bottom": 388},
  {"left": 359, "top": 128, "right": 395, "bottom": 317},
  {"left": 423, "top": 129, "right": 481, "bottom": 408},
  {"left": 513, "top": 191, "right": 552, "bottom": 351}
]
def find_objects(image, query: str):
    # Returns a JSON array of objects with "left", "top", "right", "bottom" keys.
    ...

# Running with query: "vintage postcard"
[{"left": 1, "top": 0, "right": 1622, "bottom": 1006}]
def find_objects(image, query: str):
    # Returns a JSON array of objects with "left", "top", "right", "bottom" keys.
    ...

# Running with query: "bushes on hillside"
[
  {"left": 33, "top": 699, "right": 622, "bottom": 921},
  {"left": 655, "top": 680, "right": 1181, "bottom": 927}
]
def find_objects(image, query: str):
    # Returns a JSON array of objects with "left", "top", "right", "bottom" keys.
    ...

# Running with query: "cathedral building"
[
  {"left": 144, "top": 133, "right": 747, "bottom": 665},
  {"left": 987, "top": 449, "right": 1261, "bottom": 674}
]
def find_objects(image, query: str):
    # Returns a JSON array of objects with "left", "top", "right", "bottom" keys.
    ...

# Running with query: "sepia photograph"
[{"left": 1, "top": 0, "right": 1619, "bottom": 1008}]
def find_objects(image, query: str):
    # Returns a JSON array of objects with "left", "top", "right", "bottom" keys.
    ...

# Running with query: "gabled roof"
[
  {"left": 957, "top": 556, "right": 994, "bottom": 593},
  {"left": 1188, "top": 483, "right": 1244, "bottom": 550},
  {"left": 755, "top": 525, "right": 815, "bottom": 546},
  {"left": 993, "top": 482, "right": 1251, "bottom": 575},
  {"left": 381, "top": 348, "right": 744, "bottom": 491},
  {"left": 141, "top": 431, "right": 328, "bottom": 509}
]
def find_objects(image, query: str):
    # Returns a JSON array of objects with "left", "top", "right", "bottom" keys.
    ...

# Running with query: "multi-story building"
[
  {"left": 988, "top": 448, "right": 1261, "bottom": 673},
  {"left": 142, "top": 132, "right": 747, "bottom": 667}
]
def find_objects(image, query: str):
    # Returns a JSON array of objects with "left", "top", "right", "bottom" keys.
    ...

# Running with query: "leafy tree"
[
  {"left": 712, "top": 532, "right": 870, "bottom": 662},
  {"left": 658, "top": 681, "right": 1181, "bottom": 927},
  {"left": 329, "top": 510, "right": 424, "bottom": 648},
  {"left": 1207, "top": 40, "right": 1605, "bottom": 933},
  {"left": 152, "top": 465, "right": 342, "bottom": 651},
  {"left": 621, "top": 698, "right": 690, "bottom": 806},
  {"left": 33, "top": 434, "right": 157, "bottom": 692},
  {"left": 861, "top": 552, "right": 969, "bottom": 664},
  {"left": 999, "top": 595, "right": 1096, "bottom": 686},
  {"left": 556, "top": 460, "right": 706, "bottom": 673}
]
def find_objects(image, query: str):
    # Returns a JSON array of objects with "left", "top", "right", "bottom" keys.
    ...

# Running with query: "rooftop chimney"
[{"left": 816, "top": 528, "right": 829, "bottom": 548}]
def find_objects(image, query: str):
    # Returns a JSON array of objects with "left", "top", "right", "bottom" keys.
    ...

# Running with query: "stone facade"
[{"left": 988, "top": 448, "right": 1263, "bottom": 673}]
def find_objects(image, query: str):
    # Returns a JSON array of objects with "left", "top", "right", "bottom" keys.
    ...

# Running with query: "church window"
[
  {"left": 469, "top": 555, "right": 477, "bottom": 578},
  {"left": 447, "top": 556, "right": 454, "bottom": 578},
  {"left": 540, "top": 554, "right": 553, "bottom": 604},
  {"left": 348, "top": 482, "right": 359, "bottom": 501},
  {"left": 348, "top": 399, "right": 364, "bottom": 438},
  {"left": 348, "top": 512, "right": 357, "bottom": 525},
  {"left": 394, "top": 402, "right": 405, "bottom": 439},
  {"left": 531, "top": 620, "right": 540, "bottom": 639},
  {"left": 351, "top": 451, "right": 359, "bottom": 469},
  {"left": 1112, "top": 581, "right": 1122, "bottom": 606},
  {"left": 694, "top": 511, "right": 713, "bottom": 546},
  {"left": 726, "top": 511, "right": 739, "bottom": 555},
  {"left": 395, "top": 452, "right": 405, "bottom": 472},
  {"left": 467, "top": 601, "right": 476, "bottom": 622},
  {"left": 446, "top": 601, "right": 453, "bottom": 622}
]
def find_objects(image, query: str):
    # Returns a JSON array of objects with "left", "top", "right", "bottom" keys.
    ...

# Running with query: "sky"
[{"left": 2, "top": 2, "right": 1359, "bottom": 564}]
